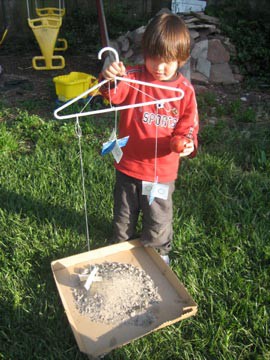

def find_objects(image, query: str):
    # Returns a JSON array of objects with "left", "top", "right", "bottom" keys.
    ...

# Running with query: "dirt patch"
[{"left": 0, "top": 52, "right": 103, "bottom": 119}]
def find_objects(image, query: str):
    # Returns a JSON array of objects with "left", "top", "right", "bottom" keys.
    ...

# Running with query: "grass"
[{"left": 0, "top": 92, "right": 270, "bottom": 359}]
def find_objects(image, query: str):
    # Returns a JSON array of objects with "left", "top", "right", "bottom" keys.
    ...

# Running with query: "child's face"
[{"left": 145, "top": 57, "right": 179, "bottom": 81}]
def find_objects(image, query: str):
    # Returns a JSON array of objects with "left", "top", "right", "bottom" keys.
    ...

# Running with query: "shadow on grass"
[{"left": 0, "top": 186, "right": 112, "bottom": 247}]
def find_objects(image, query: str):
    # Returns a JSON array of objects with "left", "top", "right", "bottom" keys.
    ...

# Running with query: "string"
[
  {"left": 125, "top": 81, "right": 160, "bottom": 183},
  {"left": 74, "top": 83, "right": 116, "bottom": 251},
  {"left": 154, "top": 106, "right": 159, "bottom": 183},
  {"left": 124, "top": 82, "right": 172, "bottom": 112},
  {"left": 75, "top": 115, "right": 90, "bottom": 251},
  {"left": 108, "top": 82, "right": 118, "bottom": 135},
  {"left": 75, "top": 83, "right": 104, "bottom": 251},
  {"left": 79, "top": 86, "right": 101, "bottom": 114},
  {"left": 125, "top": 82, "right": 157, "bottom": 101}
]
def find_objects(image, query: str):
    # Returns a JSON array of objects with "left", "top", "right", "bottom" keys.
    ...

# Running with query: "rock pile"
[{"left": 110, "top": 8, "right": 242, "bottom": 86}]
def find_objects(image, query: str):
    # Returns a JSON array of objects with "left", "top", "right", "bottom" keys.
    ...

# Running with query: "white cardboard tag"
[
  {"left": 142, "top": 181, "right": 169, "bottom": 200},
  {"left": 112, "top": 141, "right": 123, "bottom": 163}
]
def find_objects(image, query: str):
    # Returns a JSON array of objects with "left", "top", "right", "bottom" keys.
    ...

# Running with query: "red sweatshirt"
[{"left": 100, "top": 65, "right": 199, "bottom": 182}]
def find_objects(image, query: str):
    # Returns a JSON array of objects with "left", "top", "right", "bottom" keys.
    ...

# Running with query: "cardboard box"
[{"left": 51, "top": 240, "right": 197, "bottom": 358}]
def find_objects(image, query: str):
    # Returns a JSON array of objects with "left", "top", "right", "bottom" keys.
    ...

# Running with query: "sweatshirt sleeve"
[
  {"left": 98, "top": 74, "right": 132, "bottom": 105},
  {"left": 173, "top": 85, "right": 199, "bottom": 158}
]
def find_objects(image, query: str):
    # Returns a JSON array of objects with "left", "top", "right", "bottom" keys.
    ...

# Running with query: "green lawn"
[{"left": 0, "top": 95, "right": 269, "bottom": 359}]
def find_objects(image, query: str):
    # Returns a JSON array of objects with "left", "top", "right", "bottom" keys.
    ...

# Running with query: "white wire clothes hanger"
[{"left": 54, "top": 47, "right": 185, "bottom": 120}]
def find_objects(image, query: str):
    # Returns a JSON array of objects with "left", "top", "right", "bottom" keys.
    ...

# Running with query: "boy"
[{"left": 100, "top": 13, "right": 199, "bottom": 264}]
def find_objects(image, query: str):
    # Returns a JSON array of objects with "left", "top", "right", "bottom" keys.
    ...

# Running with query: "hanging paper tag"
[
  {"left": 108, "top": 129, "right": 117, "bottom": 141},
  {"left": 142, "top": 181, "right": 169, "bottom": 204},
  {"left": 117, "top": 136, "right": 129, "bottom": 148},
  {"left": 101, "top": 136, "right": 129, "bottom": 157},
  {"left": 101, "top": 140, "right": 116, "bottom": 155},
  {"left": 84, "top": 266, "right": 98, "bottom": 291},
  {"left": 149, "top": 183, "right": 157, "bottom": 205},
  {"left": 112, "top": 140, "right": 123, "bottom": 163},
  {"left": 101, "top": 129, "right": 116, "bottom": 155}
]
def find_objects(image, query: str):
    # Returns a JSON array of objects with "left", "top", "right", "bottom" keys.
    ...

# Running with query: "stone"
[
  {"left": 210, "top": 63, "right": 238, "bottom": 84},
  {"left": 117, "top": 35, "right": 130, "bottom": 52},
  {"left": 187, "top": 23, "right": 217, "bottom": 31},
  {"left": 191, "top": 71, "right": 209, "bottom": 85},
  {"left": 156, "top": 8, "right": 172, "bottom": 15},
  {"left": 179, "top": 59, "right": 191, "bottom": 80},
  {"left": 122, "top": 48, "right": 134, "bottom": 59},
  {"left": 190, "top": 36, "right": 195, "bottom": 49},
  {"left": 208, "top": 39, "right": 230, "bottom": 64},
  {"left": 223, "top": 39, "right": 237, "bottom": 56},
  {"left": 230, "top": 64, "right": 241, "bottom": 74},
  {"left": 108, "top": 40, "right": 120, "bottom": 56},
  {"left": 234, "top": 73, "right": 244, "bottom": 82},
  {"left": 189, "top": 29, "right": 200, "bottom": 40},
  {"left": 192, "top": 12, "right": 220, "bottom": 25},
  {"left": 131, "top": 53, "right": 144, "bottom": 65},
  {"left": 191, "top": 39, "right": 208, "bottom": 59},
  {"left": 129, "top": 26, "right": 146, "bottom": 46},
  {"left": 184, "top": 17, "right": 200, "bottom": 24},
  {"left": 194, "top": 84, "right": 209, "bottom": 94},
  {"left": 196, "top": 57, "right": 211, "bottom": 78},
  {"left": 197, "top": 26, "right": 221, "bottom": 38}
]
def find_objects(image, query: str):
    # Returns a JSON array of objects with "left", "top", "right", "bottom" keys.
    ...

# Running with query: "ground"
[
  {"left": 0, "top": 52, "right": 103, "bottom": 119},
  {"left": 0, "top": 52, "right": 269, "bottom": 123}
]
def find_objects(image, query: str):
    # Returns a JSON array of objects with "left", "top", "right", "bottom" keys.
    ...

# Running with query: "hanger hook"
[{"left": 98, "top": 46, "right": 120, "bottom": 63}]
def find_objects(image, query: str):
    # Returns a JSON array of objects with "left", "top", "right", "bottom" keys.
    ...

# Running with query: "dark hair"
[{"left": 142, "top": 13, "right": 190, "bottom": 64}]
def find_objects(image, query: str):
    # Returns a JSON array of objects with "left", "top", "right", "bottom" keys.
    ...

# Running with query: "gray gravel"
[{"left": 72, "top": 262, "right": 161, "bottom": 326}]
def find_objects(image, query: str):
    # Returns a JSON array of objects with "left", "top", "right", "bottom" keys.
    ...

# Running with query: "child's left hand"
[
  {"left": 179, "top": 140, "right": 194, "bottom": 157},
  {"left": 170, "top": 135, "right": 195, "bottom": 157}
]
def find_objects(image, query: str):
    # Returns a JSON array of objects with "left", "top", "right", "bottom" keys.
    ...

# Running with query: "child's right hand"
[{"left": 102, "top": 61, "right": 126, "bottom": 81}]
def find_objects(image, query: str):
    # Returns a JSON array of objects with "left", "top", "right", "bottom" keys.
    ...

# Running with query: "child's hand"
[
  {"left": 170, "top": 135, "right": 194, "bottom": 157},
  {"left": 102, "top": 61, "right": 126, "bottom": 81},
  {"left": 179, "top": 140, "right": 194, "bottom": 157}
]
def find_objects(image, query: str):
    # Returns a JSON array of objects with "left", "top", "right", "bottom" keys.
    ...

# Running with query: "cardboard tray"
[{"left": 51, "top": 240, "right": 197, "bottom": 358}]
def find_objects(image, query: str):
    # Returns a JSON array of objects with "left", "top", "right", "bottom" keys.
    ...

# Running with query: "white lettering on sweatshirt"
[{"left": 142, "top": 112, "right": 178, "bottom": 128}]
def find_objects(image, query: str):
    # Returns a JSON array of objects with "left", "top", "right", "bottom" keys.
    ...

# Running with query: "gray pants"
[{"left": 113, "top": 170, "right": 175, "bottom": 254}]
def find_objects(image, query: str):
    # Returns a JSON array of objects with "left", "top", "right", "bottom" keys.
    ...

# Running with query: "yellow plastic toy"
[
  {"left": 53, "top": 72, "right": 109, "bottom": 105},
  {"left": 53, "top": 72, "right": 92, "bottom": 102},
  {"left": 35, "top": 7, "right": 66, "bottom": 17},
  {"left": 35, "top": 6, "right": 68, "bottom": 51},
  {"left": 28, "top": 16, "right": 65, "bottom": 70},
  {"left": 26, "top": 0, "right": 67, "bottom": 70},
  {"left": 0, "top": 28, "right": 8, "bottom": 46},
  {"left": 0, "top": 0, "right": 8, "bottom": 46}
]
